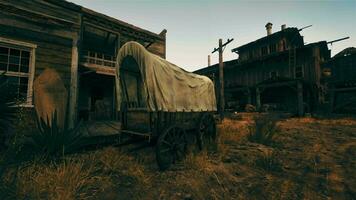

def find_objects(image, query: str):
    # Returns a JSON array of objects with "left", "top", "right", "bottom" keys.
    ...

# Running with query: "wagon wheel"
[
  {"left": 197, "top": 113, "right": 217, "bottom": 151},
  {"left": 156, "top": 125, "right": 188, "bottom": 170}
]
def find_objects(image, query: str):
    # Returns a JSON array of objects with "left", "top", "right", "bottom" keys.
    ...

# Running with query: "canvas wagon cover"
[{"left": 116, "top": 41, "right": 217, "bottom": 112}]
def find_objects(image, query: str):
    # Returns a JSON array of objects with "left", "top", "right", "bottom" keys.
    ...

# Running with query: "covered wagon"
[{"left": 116, "top": 41, "right": 217, "bottom": 170}]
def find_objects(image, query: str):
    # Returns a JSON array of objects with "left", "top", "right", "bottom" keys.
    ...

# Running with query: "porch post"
[
  {"left": 246, "top": 88, "right": 251, "bottom": 105},
  {"left": 114, "top": 33, "right": 120, "bottom": 120},
  {"left": 297, "top": 81, "right": 304, "bottom": 116},
  {"left": 256, "top": 87, "right": 261, "bottom": 111},
  {"left": 68, "top": 33, "right": 79, "bottom": 128}
]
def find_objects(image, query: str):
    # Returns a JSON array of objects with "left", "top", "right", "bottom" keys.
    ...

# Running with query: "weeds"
[
  {"left": 15, "top": 158, "right": 107, "bottom": 199},
  {"left": 0, "top": 72, "right": 17, "bottom": 149},
  {"left": 248, "top": 116, "right": 280, "bottom": 145},
  {"left": 0, "top": 147, "right": 150, "bottom": 200},
  {"left": 255, "top": 151, "right": 283, "bottom": 172},
  {"left": 97, "top": 147, "right": 150, "bottom": 186},
  {"left": 29, "top": 110, "right": 83, "bottom": 157},
  {"left": 184, "top": 151, "right": 212, "bottom": 172}
]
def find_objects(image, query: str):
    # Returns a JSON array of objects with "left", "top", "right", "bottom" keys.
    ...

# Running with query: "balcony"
[{"left": 80, "top": 51, "right": 116, "bottom": 76}]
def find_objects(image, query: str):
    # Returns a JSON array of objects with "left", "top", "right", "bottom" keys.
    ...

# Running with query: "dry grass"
[
  {"left": 15, "top": 158, "right": 108, "bottom": 200},
  {"left": 1, "top": 147, "right": 150, "bottom": 200},
  {"left": 1, "top": 113, "right": 356, "bottom": 199},
  {"left": 96, "top": 147, "right": 150, "bottom": 186},
  {"left": 218, "top": 118, "right": 250, "bottom": 142},
  {"left": 184, "top": 151, "right": 212, "bottom": 172},
  {"left": 254, "top": 150, "right": 283, "bottom": 173},
  {"left": 247, "top": 116, "right": 280, "bottom": 145}
]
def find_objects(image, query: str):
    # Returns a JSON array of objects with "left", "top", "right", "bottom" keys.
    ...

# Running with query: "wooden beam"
[
  {"left": 27, "top": 47, "right": 36, "bottom": 105},
  {"left": 145, "top": 42, "right": 154, "bottom": 48},
  {"left": 297, "top": 81, "right": 304, "bottom": 116},
  {"left": 68, "top": 33, "right": 80, "bottom": 128},
  {"left": 256, "top": 87, "right": 261, "bottom": 111},
  {"left": 247, "top": 89, "right": 251, "bottom": 105},
  {"left": 331, "top": 87, "right": 356, "bottom": 92},
  {"left": 218, "top": 39, "right": 225, "bottom": 118},
  {"left": 84, "top": 20, "right": 156, "bottom": 43}
]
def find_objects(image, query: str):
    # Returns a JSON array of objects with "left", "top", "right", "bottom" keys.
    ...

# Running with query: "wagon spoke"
[
  {"left": 156, "top": 125, "right": 187, "bottom": 170},
  {"left": 178, "top": 132, "right": 185, "bottom": 142},
  {"left": 160, "top": 148, "right": 171, "bottom": 153},
  {"left": 162, "top": 140, "right": 172, "bottom": 147}
]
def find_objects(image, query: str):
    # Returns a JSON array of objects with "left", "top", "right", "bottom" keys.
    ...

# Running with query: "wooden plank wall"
[{"left": 0, "top": 0, "right": 80, "bottom": 89}]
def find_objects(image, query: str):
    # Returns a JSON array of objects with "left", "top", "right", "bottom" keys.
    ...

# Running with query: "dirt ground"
[{"left": 1, "top": 113, "right": 356, "bottom": 200}]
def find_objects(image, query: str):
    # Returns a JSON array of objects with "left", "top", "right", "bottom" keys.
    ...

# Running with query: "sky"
[{"left": 69, "top": 0, "right": 356, "bottom": 72}]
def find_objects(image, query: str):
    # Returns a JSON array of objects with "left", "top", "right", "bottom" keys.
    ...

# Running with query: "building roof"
[
  {"left": 231, "top": 27, "right": 301, "bottom": 53},
  {"left": 333, "top": 47, "right": 356, "bottom": 58}
]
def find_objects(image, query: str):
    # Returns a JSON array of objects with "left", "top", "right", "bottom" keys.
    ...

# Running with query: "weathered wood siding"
[{"left": 0, "top": 0, "right": 80, "bottom": 88}]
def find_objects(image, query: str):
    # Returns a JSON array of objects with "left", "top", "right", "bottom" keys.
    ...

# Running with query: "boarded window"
[
  {"left": 0, "top": 46, "right": 31, "bottom": 100},
  {"left": 295, "top": 65, "right": 304, "bottom": 78}
]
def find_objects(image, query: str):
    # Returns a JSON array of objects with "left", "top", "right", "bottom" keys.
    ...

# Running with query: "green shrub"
[{"left": 248, "top": 116, "right": 279, "bottom": 145}]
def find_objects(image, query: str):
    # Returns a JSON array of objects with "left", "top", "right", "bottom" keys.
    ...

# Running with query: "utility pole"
[
  {"left": 208, "top": 55, "right": 211, "bottom": 66},
  {"left": 212, "top": 38, "right": 233, "bottom": 120}
]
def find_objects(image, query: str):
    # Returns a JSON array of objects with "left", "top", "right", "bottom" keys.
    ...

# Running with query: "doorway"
[{"left": 78, "top": 72, "right": 116, "bottom": 121}]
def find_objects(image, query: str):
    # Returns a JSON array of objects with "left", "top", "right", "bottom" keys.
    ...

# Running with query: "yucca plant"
[
  {"left": 248, "top": 116, "right": 279, "bottom": 145},
  {"left": 30, "top": 110, "right": 83, "bottom": 156},
  {"left": 0, "top": 72, "right": 16, "bottom": 148}
]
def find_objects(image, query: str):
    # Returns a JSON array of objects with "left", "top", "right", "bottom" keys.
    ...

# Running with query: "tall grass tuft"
[
  {"left": 97, "top": 147, "right": 150, "bottom": 186},
  {"left": 248, "top": 116, "right": 279, "bottom": 145},
  {"left": 29, "top": 110, "right": 83, "bottom": 157},
  {"left": 15, "top": 158, "right": 107, "bottom": 200},
  {"left": 255, "top": 151, "right": 283, "bottom": 172}
]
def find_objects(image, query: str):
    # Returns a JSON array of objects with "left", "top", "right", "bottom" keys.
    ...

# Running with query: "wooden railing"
[{"left": 81, "top": 51, "right": 116, "bottom": 68}]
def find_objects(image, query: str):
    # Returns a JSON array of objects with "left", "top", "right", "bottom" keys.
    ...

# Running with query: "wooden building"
[
  {"left": 195, "top": 23, "right": 330, "bottom": 116},
  {"left": 321, "top": 47, "right": 356, "bottom": 113},
  {"left": 0, "top": 0, "right": 166, "bottom": 126}
]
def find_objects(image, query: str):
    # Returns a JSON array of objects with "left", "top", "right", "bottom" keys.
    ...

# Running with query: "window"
[
  {"left": 0, "top": 37, "right": 36, "bottom": 105},
  {"left": 261, "top": 46, "right": 268, "bottom": 56},
  {"left": 269, "top": 43, "right": 277, "bottom": 53},
  {"left": 295, "top": 65, "right": 304, "bottom": 78}
]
